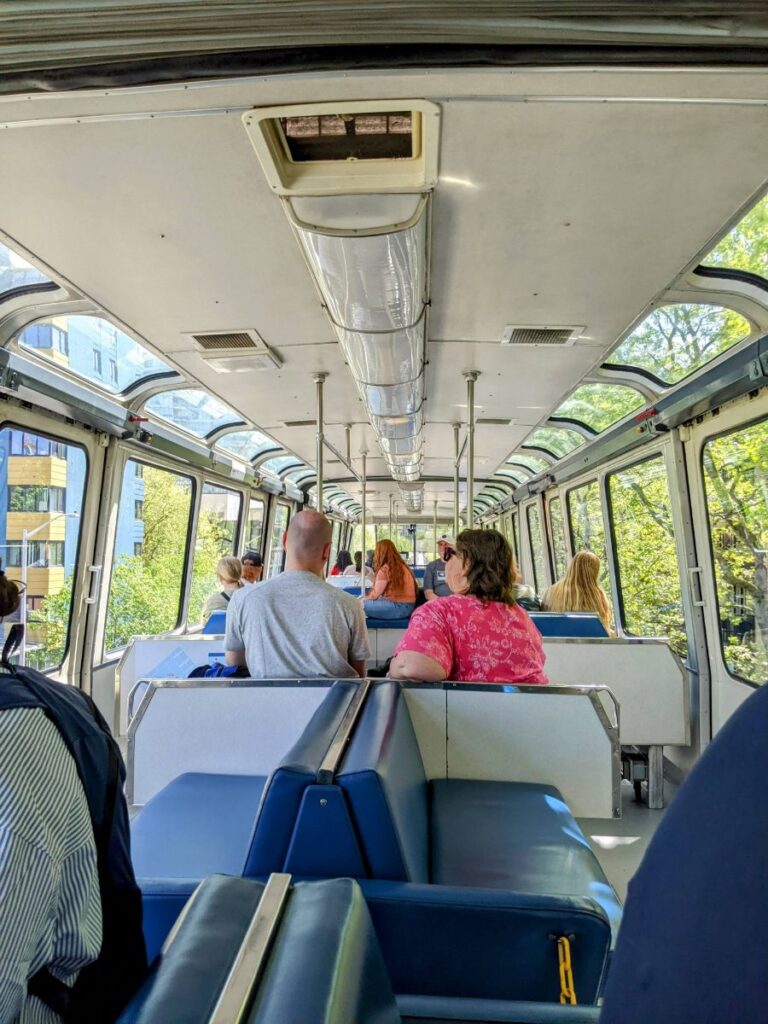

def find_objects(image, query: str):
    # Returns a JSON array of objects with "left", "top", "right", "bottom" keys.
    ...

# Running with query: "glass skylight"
[
  {"left": 18, "top": 316, "right": 172, "bottom": 394},
  {"left": 260, "top": 456, "right": 302, "bottom": 477},
  {"left": 1, "top": 242, "right": 51, "bottom": 295},
  {"left": 606, "top": 303, "right": 752, "bottom": 386},
  {"left": 495, "top": 469, "right": 526, "bottom": 484},
  {"left": 216, "top": 429, "right": 280, "bottom": 462},
  {"left": 505, "top": 454, "right": 549, "bottom": 473},
  {"left": 145, "top": 389, "right": 241, "bottom": 438},
  {"left": 701, "top": 194, "right": 767, "bottom": 280},
  {"left": 554, "top": 382, "right": 645, "bottom": 432},
  {"left": 523, "top": 426, "right": 584, "bottom": 459}
]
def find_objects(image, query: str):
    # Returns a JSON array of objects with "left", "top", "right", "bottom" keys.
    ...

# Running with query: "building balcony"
[{"left": 8, "top": 456, "right": 67, "bottom": 487}]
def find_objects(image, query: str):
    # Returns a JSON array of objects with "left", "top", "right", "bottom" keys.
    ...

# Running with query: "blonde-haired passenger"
[
  {"left": 541, "top": 550, "right": 613, "bottom": 634},
  {"left": 201, "top": 555, "right": 244, "bottom": 625}
]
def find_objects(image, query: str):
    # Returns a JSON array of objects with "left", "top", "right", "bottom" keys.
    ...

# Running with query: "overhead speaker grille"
[
  {"left": 192, "top": 331, "right": 260, "bottom": 351},
  {"left": 187, "top": 329, "right": 282, "bottom": 372},
  {"left": 501, "top": 325, "right": 583, "bottom": 347}
]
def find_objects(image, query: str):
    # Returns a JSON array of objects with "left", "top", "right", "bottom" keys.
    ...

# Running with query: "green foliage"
[
  {"left": 555, "top": 383, "right": 645, "bottom": 433},
  {"left": 703, "top": 194, "right": 768, "bottom": 279}
]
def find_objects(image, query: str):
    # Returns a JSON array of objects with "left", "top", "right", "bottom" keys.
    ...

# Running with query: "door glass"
[
  {"left": 566, "top": 480, "right": 609, "bottom": 590},
  {"left": 0, "top": 426, "right": 86, "bottom": 670},
  {"left": 245, "top": 497, "right": 265, "bottom": 553},
  {"left": 703, "top": 417, "right": 768, "bottom": 684},
  {"left": 267, "top": 504, "right": 290, "bottom": 578},
  {"left": 526, "top": 504, "right": 546, "bottom": 594},
  {"left": 106, "top": 461, "right": 193, "bottom": 651},
  {"left": 608, "top": 455, "right": 686, "bottom": 655},
  {"left": 549, "top": 496, "right": 567, "bottom": 580},
  {"left": 188, "top": 483, "right": 243, "bottom": 624}
]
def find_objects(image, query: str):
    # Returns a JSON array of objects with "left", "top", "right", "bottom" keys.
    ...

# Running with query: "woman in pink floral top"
[{"left": 389, "top": 529, "right": 548, "bottom": 685}]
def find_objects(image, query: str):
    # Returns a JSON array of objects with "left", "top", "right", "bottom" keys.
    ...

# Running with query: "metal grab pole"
[
  {"left": 389, "top": 493, "right": 393, "bottom": 541},
  {"left": 433, "top": 500, "right": 438, "bottom": 561},
  {"left": 19, "top": 528, "right": 28, "bottom": 666},
  {"left": 464, "top": 372, "right": 479, "bottom": 529},
  {"left": 360, "top": 451, "right": 367, "bottom": 600},
  {"left": 314, "top": 373, "right": 327, "bottom": 510},
  {"left": 452, "top": 422, "right": 460, "bottom": 539}
]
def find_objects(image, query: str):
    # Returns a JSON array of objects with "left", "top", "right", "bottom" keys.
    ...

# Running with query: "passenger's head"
[
  {"left": 334, "top": 549, "right": 353, "bottom": 573},
  {"left": 216, "top": 556, "right": 243, "bottom": 589},
  {"left": 284, "top": 510, "right": 333, "bottom": 575},
  {"left": 549, "top": 549, "right": 611, "bottom": 629},
  {"left": 354, "top": 550, "right": 363, "bottom": 572},
  {"left": 241, "top": 550, "right": 263, "bottom": 583},
  {"left": 564, "top": 549, "right": 601, "bottom": 589},
  {"left": 0, "top": 560, "right": 21, "bottom": 618},
  {"left": 373, "top": 539, "right": 411, "bottom": 592},
  {"left": 365, "top": 549, "right": 374, "bottom": 566},
  {"left": 445, "top": 529, "right": 516, "bottom": 605}
]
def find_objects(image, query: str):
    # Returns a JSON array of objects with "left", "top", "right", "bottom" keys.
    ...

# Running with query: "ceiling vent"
[
  {"left": 188, "top": 329, "right": 282, "bottom": 373},
  {"left": 501, "top": 325, "right": 584, "bottom": 347},
  {"left": 477, "top": 417, "right": 514, "bottom": 425},
  {"left": 281, "top": 419, "right": 316, "bottom": 428}
]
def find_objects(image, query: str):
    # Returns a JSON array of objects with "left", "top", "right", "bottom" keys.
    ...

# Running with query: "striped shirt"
[{"left": 0, "top": 708, "right": 102, "bottom": 1024}]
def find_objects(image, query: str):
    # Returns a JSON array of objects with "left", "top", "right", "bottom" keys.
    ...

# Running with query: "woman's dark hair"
[
  {"left": 354, "top": 550, "right": 363, "bottom": 572},
  {"left": 0, "top": 559, "right": 22, "bottom": 618},
  {"left": 455, "top": 529, "right": 516, "bottom": 605},
  {"left": 334, "top": 549, "right": 353, "bottom": 572}
]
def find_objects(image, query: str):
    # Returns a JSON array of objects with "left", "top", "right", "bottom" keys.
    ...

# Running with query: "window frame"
[
  {"left": 267, "top": 500, "right": 292, "bottom": 578},
  {"left": 547, "top": 494, "right": 568, "bottom": 581}
]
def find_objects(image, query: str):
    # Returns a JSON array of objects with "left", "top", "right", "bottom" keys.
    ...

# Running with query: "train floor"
[{"left": 578, "top": 778, "right": 675, "bottom": 901}]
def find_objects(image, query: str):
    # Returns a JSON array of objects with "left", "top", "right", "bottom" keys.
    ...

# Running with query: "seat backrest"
[
  {"left": 117, "top": 875, "right": 267, "bottom": 1023},
  {"left": 244, "top": 679, "right": 359, "bottom": 875},
  {"left": 529, "top": 612, "right": 608, "bottom": 637},
  {"left": 202, "top": 610, "right": 227, "bottom": 634},
  {"left": 247, "top": 878, "right": 400, "bottom": 1024},
  {"left": 337, "top": 681, "right": 429, "bottom": 882}
]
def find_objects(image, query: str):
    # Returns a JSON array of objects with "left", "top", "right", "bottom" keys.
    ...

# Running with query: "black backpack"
[{"left": 0, "top": 625, "right": 148, "bottom": 1021}]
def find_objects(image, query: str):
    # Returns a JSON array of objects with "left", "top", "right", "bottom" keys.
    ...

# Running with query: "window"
[
  {"left": 523, "top": 426, "right": 584, "bottom": 460},
  {"left": 702, "top": 417, "right": 768, "bottom": 685},
  {"left": 8, "top": 486, "right": 65, "bottom": 513},
  {"left": 526, "top": 504, "right": 546, "bottom": 594},
  {"left": 145, "top": 389, "right": 241, "bottom": 439},
  {"left": 509, "top": 511, "right": 519, "bottom": 564},
  {"left": 506, "top": 454, "right": 549, "bottom": 473},
  {"left": 606, "top": 304, "right": 752, "bottom": 386},
  {"left": 134, "top": 500, "right": 144, "bottom": 521},
  {"left": 188, "top": 482, "right": 243, "bottom": 624},
  {"left": 554, "top": 383, "right": 645, "bottom": 433},
  {"left": 106, "top": 461, "right": 193, "bottom": 652},
  {"left": 701, "top": 194, "right": 767, "bottom": 280},
  {"left": 329, "top": 520, "right": 343, "bottom": 569},
  {"left": 216, "top": 430, "right": 280, "bottom": 463},
  {"left": 267, "top": 503, "right": 291, "bottom": 578},
  {"left": 608, "top": 455, "right": 686, "bottom": 654},
  {"left": 0, "top": 241, "right": 51, "bottom": 296},
  {"left": 133, "top": 542, "right": 143, "bottom": 557},
  {"left": 18, "top": 316, "right": 172, "bottom": 394},
  {"left": 246, "top": 497, "right": 265, "bottom": 553},
  {"left": 548, "top": 496, "right": 567, "bottom": 580},
  {"left": 0, "top": 426, "right": 86, "bottom": 671},
  {"left": 260, "top": 456, "right": 303, "bottom": 478},
  {"left": 566, "top": 480, "right": 609, "bottom": 591}
]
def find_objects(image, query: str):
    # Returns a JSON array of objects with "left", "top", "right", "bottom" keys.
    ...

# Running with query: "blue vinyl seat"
[
  {"left": 202, "top": 609, "right": 226, "bottom": 634},
  {"left": 528, "top": 613, "right": 608, "bottom": 638},
  {"left": 366, "top": 617, "right": 413, "bottom": 629}
]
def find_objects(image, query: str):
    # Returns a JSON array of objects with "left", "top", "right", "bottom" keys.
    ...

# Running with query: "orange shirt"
[{"left": 371, "top": 563, "right": 417, "bottom": 603}]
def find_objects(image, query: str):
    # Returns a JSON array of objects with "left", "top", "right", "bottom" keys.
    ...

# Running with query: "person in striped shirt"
[{"left": 0, "top": 570, "right": 101, "bottom": 1023}]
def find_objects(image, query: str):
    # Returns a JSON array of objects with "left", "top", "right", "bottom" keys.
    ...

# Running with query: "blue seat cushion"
[
  {"left": 202, "top": 610, "right": 227, "bottom": 634},
  {"left": 429, "top": 779, "right": 621, "bottom": 936},
  {"left": 131, "top": 773, "right": 267, "bottom": 879},
  {"left": 398, "top": 995, "right": 601, "bottom": 1022},
  {"left": 528, "top": 613, "right": 608, "bottom": 638},
  {"left": 366, "top": 617, "right": 412, "bottom": 629}
]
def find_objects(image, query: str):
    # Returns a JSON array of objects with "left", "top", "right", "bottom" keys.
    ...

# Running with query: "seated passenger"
[
  {"left": 200, "top": 555, "right": 244, "bottom": 625},
  {"left": 365, "top": 549, "right": 374, "bottom": 569},
  {"left": 329, "top": 549, "right": 353, "bottom": 576},
  {"left": 423, "top": 536, "right": 455, "bottom": 600},
  {"left": 389, "top": 529, "right": 548, "bottom": 684},
  {"left": 363, "top": 539, "right": 417, "bottom": 621},
  {"left": 541, "top": 549, "right": 613, "bottom": 633},
  {"left": 241, "top": 549, "right": 263, "bottom": 584},
  {"left": 225, "top": 510, "right": 370, "bottom": 678},
  {"left": 514, "top": 570, "right": 541, "bottom": 611},
  {"left": 343, "top": 551, "right": 374, "bottom": 581}
]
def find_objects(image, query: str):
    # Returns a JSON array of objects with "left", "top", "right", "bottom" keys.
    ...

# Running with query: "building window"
[
  {"left": 8, "top": 429, "right": 65, "bottom": 458},
  {"left": 8, "top": 485, "right": 66, "bottom": 513},
  {"left": 134, "top": 542, "right": 143, "bottom": 557},
  {"left": 109, "top": 359, "right": 118, "bottom": 386},
  {"left": 51, "top": 326, "right": 69, "bottom": 356},
  {"left": 135, "top": 463, "right": 144, "bottom": 478},
  {"left": 92, "top": 348, "right": 102, "bottom": 375},
  {"left": 134, "top": 499, "right": 144, "bottom": 520},
  {"left": 6, "top": 541, "right": 66, "bottom": 568}
]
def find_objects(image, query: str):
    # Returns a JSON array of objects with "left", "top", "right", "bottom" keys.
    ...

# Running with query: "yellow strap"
[{"left": 557, "top": 936, "right": 577, "bottom": 1005}]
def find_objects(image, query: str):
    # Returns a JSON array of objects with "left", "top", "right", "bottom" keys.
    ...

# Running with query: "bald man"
[{"left": 225, "top": 510, "right": 370, "bottom": 678}]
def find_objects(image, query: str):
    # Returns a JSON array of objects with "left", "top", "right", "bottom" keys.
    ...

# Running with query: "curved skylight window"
[
  {"left": 284, "top": 468, "right": 314, "bottom": 484},
  {"left": 18, "top": 315, "right": 172, "bottom": 394},
  {"left": 145, "top": 389, "right": 241, "bottom": 438},
  {"left": 523, "top": 426, "right": 584, "bottom": 459},
  {"left": 495, "top": 469, "right": 525, "bottom": 484},
  {"left": 216, "top": 429, "right": 280, "bottom": 462},
  {"left": 260, "top": 456, "right": 302, "bottom": 478},
  {"left": 554, "top": 382, "right": 645, "bottom": 433},
  {"left": 701, "top": 194, "right": 767, "bottom": 280},
  {"left": 606, "top": 303, "right": 752, "bottom": 386},
  {"left": 505, "top": 454, "right": 549, "bottom": 473},
  {"left": 1, "top": 242, "right": 51, "bottom": 296}
]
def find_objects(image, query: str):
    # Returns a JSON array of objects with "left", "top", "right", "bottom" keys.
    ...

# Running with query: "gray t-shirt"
[
  {"left": 225, "top": 570, "right": 370, "bottom": 678},
  {"left": 423, "top": 557, "right": 452, "bottom": 597}
]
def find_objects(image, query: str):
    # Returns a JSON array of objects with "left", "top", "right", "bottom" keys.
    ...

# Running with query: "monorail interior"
[{"left": 0, "top": 13, "right": 767, "bottom": 1019}]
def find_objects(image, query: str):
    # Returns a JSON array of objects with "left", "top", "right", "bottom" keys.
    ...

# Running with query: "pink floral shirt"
[{"left": 394, "top": 595, "right": 548, "bottom": 685}]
